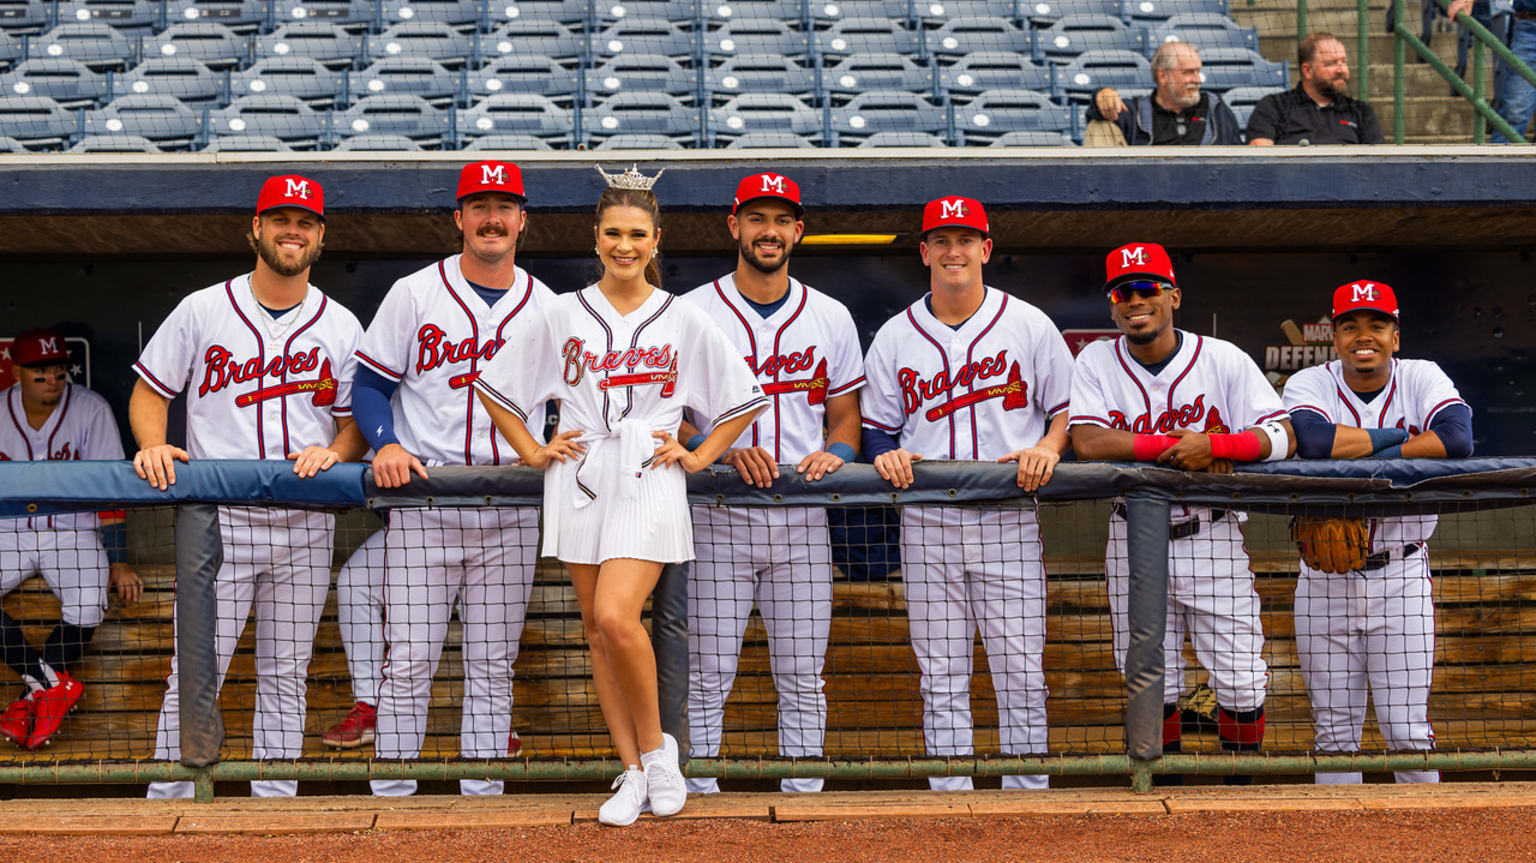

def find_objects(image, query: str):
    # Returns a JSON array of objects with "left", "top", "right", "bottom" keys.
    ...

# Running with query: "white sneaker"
[
  {"left": 642, "top": 732, "right": 687, "bottom": 817},
  {"left": 598, "top": 766, "right": 648, "bottom": 827}
]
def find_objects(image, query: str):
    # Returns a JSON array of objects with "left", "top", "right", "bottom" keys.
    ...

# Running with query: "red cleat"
[
  {"left": 0, "top": 697, "right": 35, "bottom": 746},
  {"left": 509, "top": 729, "right": 522, "bottom": 756},
  {"left": 24, "top": 673, "right": 83, "bottom": 750},
  {"left": 321, "top": 701, "right": 377, "bottom": 749}
]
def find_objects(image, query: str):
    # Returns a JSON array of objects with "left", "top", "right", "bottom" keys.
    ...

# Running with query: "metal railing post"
[
  {"left": 1297, "top": 0, "right": 1307, "bottom": 41},
  {"left": 1473, "top": 37, "right": 1487, "bottom": 144},
  {"left": 1357, "top": 0, "right": 1370, "bottom": 101},
  {"left": 1393, "top": 0, "right": 1406, "bottom": 143}
]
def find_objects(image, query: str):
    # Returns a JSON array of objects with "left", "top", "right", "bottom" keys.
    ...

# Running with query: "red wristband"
[
  {"left": 1208, "top": 432, "right": 1262, "bottom": 461},
  {"left": 1131, "top": 434, "right": 1180, "bottom": 461}
]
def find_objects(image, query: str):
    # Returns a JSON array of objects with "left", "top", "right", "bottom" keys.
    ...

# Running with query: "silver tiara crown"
[{"left": 596, "top": 163, "right": 664, "bottom": 191}]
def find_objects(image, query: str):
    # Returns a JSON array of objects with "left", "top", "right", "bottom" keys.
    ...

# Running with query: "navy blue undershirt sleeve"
[
  {"left": 861, "top": 427, "right": 901, "bottom": 461},
  {"left": 1288, "top": 408, "right": 1337, "bottom": 459},
  {"left": 1426, "top": 403, "right": 1473, "bottom": 458},
  {"left": 354, "top": 367, "right": 400, "bottom": 451}
]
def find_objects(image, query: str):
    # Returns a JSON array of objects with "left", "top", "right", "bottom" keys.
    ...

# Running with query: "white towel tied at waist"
[{"left": 572, "top": 418, "right": 658, "bottom": 510}]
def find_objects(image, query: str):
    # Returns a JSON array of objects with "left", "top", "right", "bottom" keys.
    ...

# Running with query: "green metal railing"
[{"left": 1393, "top": 0, "right": 1536, "bottom": 143}]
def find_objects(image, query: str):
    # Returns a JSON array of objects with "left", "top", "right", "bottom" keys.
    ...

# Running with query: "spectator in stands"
[
  {"left": 1247, "top": 32, "right": 1384, "bottom": 145},
  {"left": 1084, "top": 42, "right": 1242, "bottom": 146},
  {"left": 1450, "top": 0, "right": 1536, "bottom": 142}
]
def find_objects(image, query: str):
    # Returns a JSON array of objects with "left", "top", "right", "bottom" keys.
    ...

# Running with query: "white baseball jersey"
[
  {"left": 682, "top": 274, "right": 865, "bottom": 462},
  {"left": 0, "top": 383, "right": 124, "bottom": 531},
  {"left": 1284, "top": 358, "right": 1468, "bottom": 547},
  {"left": 861, "top": 287, "right": 1074, "bottom": 459},
  {"left": 354, "top": 255, "right": 552, "bottom": 466},
  {"left": 134, "top": 275, "right": 362, "bottom": 459}
]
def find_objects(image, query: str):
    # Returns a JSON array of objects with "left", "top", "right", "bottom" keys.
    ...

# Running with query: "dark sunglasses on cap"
[{"left": 1106, "top": 280, "right": 1173, "bottom": 304}]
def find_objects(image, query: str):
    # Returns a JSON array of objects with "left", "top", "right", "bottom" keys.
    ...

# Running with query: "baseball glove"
[
  {"left": 1178, "top": 682, "right": 1219, "bottom": 733},
  {"left": 1292, "top": 516, "right": 1369, "bottom": 574}
]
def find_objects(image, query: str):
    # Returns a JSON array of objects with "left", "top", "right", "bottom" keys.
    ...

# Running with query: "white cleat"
[
  {"left": 643, "top": 732, "right": 687, "bottom": 818},
  {"left": 598, "top": 766, "right": 648, "bottom": 827}
]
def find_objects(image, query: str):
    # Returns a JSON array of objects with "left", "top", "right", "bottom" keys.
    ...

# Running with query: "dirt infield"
[{"left": 0, "top": 785, "right": 1532, "bottom": 863}]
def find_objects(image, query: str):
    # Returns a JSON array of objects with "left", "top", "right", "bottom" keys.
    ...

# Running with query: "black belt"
[
  {"left": 1359, "top": 542, "right": 1425, "bottom": 571},
  {"left": 1516, "top": 11, "right": 1536, "bottom": 21},
  {"left": 1111, "top": 502, "right": 1229, "bottom": 540}
]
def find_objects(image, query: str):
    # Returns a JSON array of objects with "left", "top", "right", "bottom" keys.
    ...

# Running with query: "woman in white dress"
[{"left": 474, "top": 169, "right": 768, "bottom": 826}]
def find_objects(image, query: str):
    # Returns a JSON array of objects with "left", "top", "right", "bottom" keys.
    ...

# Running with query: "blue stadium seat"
[
  {"left": 0, "top": 134, "right": 26, "bottom": 151},
  {"left": 56, "top": 1, "right": 160, "bottom": 33},
  {"left": 702, "top": 54, "right": 814, "bottom": 104},
  {"left": 723, "top": 130, "right": 817, "bottom": 148},
  {"left": 593, "top": 18, "right": 696, "bottom": 63},
  {"left": 1122, "top": 0, "right": 1229, "bottom": 24},
  {"left": 954, "top": 87, "right": 1070, "bottom": 142},
  {"left": 0, "top": 2, "right": 53, "bottom": 35},
  {"left": 1, "top": 58, "right": 107, "bottom": 107},
  {"left": 812, "top": 1, "right": 916, "bottom": 26},
  {"left": 70, "top": 132, "right": 160, "bottom": 151},
  {"left": 855, "top": 130, "right": 947, "bottom": 146},
  {"left": 84, "top": 93, "right": 201, "bottom": 146},
  {"left": 928, "top": 16, "right": 1033, "bottom": 60},
  {"left": 460, "top": 131, "right": 555, "bottom": 149},
  {"left": 939, "top": 51, "right": 1053, "bottom": 102},
  {"left": 915, "top": 0, "right": 1024, "bottom": 23},
  {"left": 206, "top": 93, "right": 329, "bottom": 147},
  {"left": 1221, "top": 83, "right": 1280, "bottom": 132},
  {"left": 234, "top": 56, "right": 346, "bottom": 105},
  {"left": 595, "top": 0, "right": 702, "bottom": 28},
  {"left": 456, "top": 92, "right": 574, "bottom": 146},
  {"left": 368, "top": 21, "right": 473, "bottom": 67},
  {"left": 1196, "top": 47, "right": 1286, "bottom": 92},
  {"left": 258, "top": 22, "right": 365, "bottom": 68},
  {"left": 586, "top": 91, "right": 697, "bottom": 144},
  {"left": 830, "top": 89, "right": 944, "bottom": 143},
  {"left": 0, "top": 95, "right": 77, "bottom": 148},
  {"left": 113, "top": 57, "right": 221, "bottom": 104},
  {"left": 1037, "top": 14, "right": 1146, "bottom": 62},
  {"left": 466, "top": 55, "right": 579, "bottom": 104},
  {"left": 816, "top": 18, "right": 919, "bottom": 61},
  {"left": 706, "top": 19, "right": 811, "bottom": 62},
  {"left": 593, "top": 132, "right": 685, "bottom": 149},
  {"left": 333, "top": 132, "right": 425, "bottom": 149},
  {"left": 1148, "top": 14, "right": 1255, "bottom": 55},
  {"left": 336, "top": 93, "right": 449, "bottom": 142},
  {"left": 1058, "top": 49, "right": 1149, "bottom": 102},
  {"left": 990, "top": 129, "right": 1074, "bottom": 145},
  {"left": 1022, "top": 0, "right": 1119, "bottom": 25},
  {"left": 486, "top": 0, "right": 592, "bottom": 30},
  {"left": 0, "top": 29, "right": 16, "bottom": 71},
  {"left": 29, "top": 24, "right": 138, "bottom": 71},
  {"left": 481, "top": 21, "right": 584, "bottom": 65},
  {"left": 351, "top": 56, "right": 459, "bottom": 105},
  {"left": 824, "top": 53, "right": 933, "bottom": 101},
  {"left": 381, "top": 0, "right": 484, "bottom": 28},
  {"left": 271, "top": 1, "right": 378, "bottom": 30},
  {"left": 146, "top": 22, "right": 249, "bottom": 69},
  {"left": 589, "top": 53, "right": 698, "bottom": 105},
  {"left": 202, "top": 133, "right": 294, "bottom": 149},
  {"left": 164, "top": 1, "right": 272, "bottom": 33},
  {"left": 707, "top": 0, "right": 809, "bottom": 26},
  {"left": 708, "top": 92, "right": 820, "bottom": 144}
]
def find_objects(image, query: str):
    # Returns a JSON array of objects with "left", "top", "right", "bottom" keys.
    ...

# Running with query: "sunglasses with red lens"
[{"left": 1106, "top": 280, "right": 1172, "bottom": 304}]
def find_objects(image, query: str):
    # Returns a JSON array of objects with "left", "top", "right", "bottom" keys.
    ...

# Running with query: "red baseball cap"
[
  {"left": 457, "top": 160, "right": 526, "bottom": 203},
  {"left": 256, "top": 174, "right": 324, "bottom": 219},
  {"left": 732, "top": 172, "right": 803, "bottom": 217},
  {"left": 920, "top": 196, "right": 988, "bottom": 237},
  {"left": 10, "top": 329, "right": 69, "bottom": 368},
  {"left": 1331, "top": 280, "right": 1399, "bottom": 321},
  {"left": 1103, "top": 242, "right": 1176, "bottom": 291}
]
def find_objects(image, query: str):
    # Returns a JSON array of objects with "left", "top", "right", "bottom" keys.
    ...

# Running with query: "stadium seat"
[
  {"left": 113, "top": 56, "right": 222, "bottom": 104},
  {"left": 706, "top": 0, "right": 809, "bottom": 26},
  {"left": 351, "top": 56, "right": 459, "bottom": 105},
  {"left": 953, "top": 87, "right": 1071, "bottom": 142},
  {"left": 823, "top": 53, "right": 933, "bottom": 101},
  {"left": 486, "top": 0, "right": 592, "bottom": 29},
  {"left": 816, "top": 18, "right": 920, "bottom": 61},
  {"left": 1058, "top": 49, "right": 1150, "bottom": 102},
  {"left": 0, "top": 1, "right": 53, "bottom": 35},
  {"left": 1222, "top": 83, "right": 1280, "bottom": 132},
  {"left": 466, "top": 55, "right": 579, "bottom": 105},
  {"left": 1022, "top": 0, "right": 1120, "bottom": 25},
  {"left": 0, "top": 29, "right": 16, "bottom": 72},
  {"left": 333, "top": 132, "right": 424, "bottom": 149},
  {"left": 912, "top": 0, "right": 1022, "bottom": 22},
  {"left": 69, "top": 132, "right": 160, "bottom": 152},
  {"left": 145, "top": 22, "right": 250, "bottom": 69},
  {"left": 1123, "top": 0, "right": 1229, "bottom": 24},
  {"left": 83, "top": 93, "right": 201, "bottom": 146},
  {"left": 0, "top": 134, "right": 26, "bottom": 151},
  {"left": 206, "top": 93, "right": 330, "bottom": 147},
  {"left": 164, "top": 1, "right": 272, "bottom": 33},
  {"left": 702, "top": 54, "right": 814, "bottom": 104},
  {"left": 829, "top": 89, "right": 945, "bottom": 144},
  {"left": 593, "top": 18, "right": 696, "bottom": 63},
  {"left": 381, "top": 0, "right": 484, "bottom": 28},
  {"left": 368, "top": 22, "right": 473, "bottom": 67},
  {"left": 1037, "top": 14, "right": 1147, "bottom": 61},
  {"left": 234, "top": 56, "right": 346, "bottom": 106},
  {"left": 455, "top": 92, "right": 574, "bottom": 146},
  {"left": 708, "top": 92, "right": 821, "bottom": 144},
  {"left": 460, "top": 131, "right": 555, "bottom": 149},
  {"left": 586, "top": 91, "right": 697, "bottom": 145},
  {"left": 0, "top": 95, "right": 78, "bottom": 148},
  {"left": 480, "top": 22, "right": 584, "bottom": 65},
  {"left": 55, "top": 1, "right": 160, "bottom": 33},
  {"left": 28, "top": 23, "right": 138, "bottom": 71},
  {"left": 272, "top": 1, "right": 378, "bottom": 30},
  {"left": 812, "top": 1, "right": 916, "bottom": 26},
  {"left": 1196, "top": 47, "right": 1286, "bottom": 92},
  {"left": 258, "top": 22, "right": 365, "bottom": 68},
  {"left": 589, "top": 53, "right": 698, "bottom": 105},
  {"left": 593, "top": 132, "right": 685, "bottom": 149},
  {"left": 928, "top": 17, "right": 1034, "bottom": 61},
  {"left": 201, "top": 133, "right": 293, "bottom": 150},
  {"left": 706, "top": 19, "right": 812, "bottom": 61},
  {"left": 595, "top": 0, "right": 702, "bottom": 27},
  {"left": 1148, "top": 14, "right": 1256, "bottom": 54},
  {"left": 336, "top": 93, "right": 449, "bottom": 143},
  {"left": 939, "top": 51, "right": 1054, "bottom": 102},
  {"left": 722, "top": 130, "right": 817, "bottom": 148},
  {"left": 989, "top": 129, "right": 1074, "bottom": 145},
  {"left": 855, "top": 130, "right": 948, "bottom": 146},
  {"left": 0, "top": 58, "right": 107, "bottom": 108}
]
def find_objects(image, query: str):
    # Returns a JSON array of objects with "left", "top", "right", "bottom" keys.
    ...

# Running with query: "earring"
[
  {"left": 650, "top": 248, "right": 658, "bottom": 259},
  {"left": 594, "top": 245, "right": 600, "bottom": 256}
]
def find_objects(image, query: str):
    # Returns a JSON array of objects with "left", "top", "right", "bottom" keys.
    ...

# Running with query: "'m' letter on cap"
[
  {"left": 458, "top": 160, "right": 526, "bottom": 203},
  {"left": 733, "top": 173, "right": 803, "bottom": 217},
  {"left": 1331, "top": 280, "right": 1399, "bottom": 321},
  {"left": 920, "top": 196, "right": 988, "bottom": 236},
  {"left": 257, "top": 174, "right": 324, "bottom": 219},
  {"left": 9, "top": 328, "right": 69, "bottom": 367},
  {"left": 1103, "top": 241, "right": 1176, "bottom": 291}
]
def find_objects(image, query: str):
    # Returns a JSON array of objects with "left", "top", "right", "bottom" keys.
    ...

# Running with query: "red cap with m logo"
[
  {"left": 257, "top": 174, "right": 324, "bottom": 219},
  {"left": 457, "top": 160, "right": 526, "bottom": 202},
  {"left": 10, "top": 329, "right": 69, "bottom": 367},
  {"left": 1103, "top": 242, "right": 1176, "bottom": 291},
  {"left": 921, "top": 196, "right": 988, "bottom": 236},
  {"left": 1331, "top": 280, "right": 1399, "bottom": 320},
  {"left": 733, "top": 173, "right": 803, "bottom": 216}
]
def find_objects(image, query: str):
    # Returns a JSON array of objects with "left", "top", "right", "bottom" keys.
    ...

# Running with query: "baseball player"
[
  {"left": 1284, "top": 280, "right": 1470, "bottom": 784},
  {"left": 474, "top": 168, "right": 768, "bottom": 826},
  {"left": 678, "top": 172, "right": 865, "bottom": 795},
  {"left": 132, "top": 175, "right": 366, "bottom": 798},
  {"left": 0, "top": 330, "right": 142, "bottom": 750},
  {"left": 861, "top": 196, "right": 1074, "bottom": 791},
  {"left": 1068, "top": 242, "right": 1294, "bottom": 784},
  {"left": 351, "top": 160, "right": 550, "bottom": 797}
]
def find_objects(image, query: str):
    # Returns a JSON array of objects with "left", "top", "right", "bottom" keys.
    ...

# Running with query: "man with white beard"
[{"left": 1083, "top": 42, "right": 1242, "bottom": 146}]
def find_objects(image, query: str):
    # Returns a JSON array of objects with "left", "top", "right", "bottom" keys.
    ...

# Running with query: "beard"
[
  {"left": 1126, "top": 328, "right": 1161, "bottom": 345},
  {"left": 1316, "top": 75, "right": 1349, "bottom": 101},
  {"left": 740, "top": 237, "right": 791, "bottom": 275},
  {"left": 255, "top": 232, "right": 322, "bottom": 277},
  {"left": 1166, "top": 86, "right": 1200, "bottom": 110}
]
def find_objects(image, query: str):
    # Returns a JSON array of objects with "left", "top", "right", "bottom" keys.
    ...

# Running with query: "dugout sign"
[
  {"left": 1263, "top": 317, "right": 1336, "bottom": 393},
  {"left": 0, "top": 336, "right": 92, "bottom": 390}
]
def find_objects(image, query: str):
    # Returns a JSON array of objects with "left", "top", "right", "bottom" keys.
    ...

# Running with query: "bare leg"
[{"left": 570, "top": 560, "right": 662, "bottom": 765}]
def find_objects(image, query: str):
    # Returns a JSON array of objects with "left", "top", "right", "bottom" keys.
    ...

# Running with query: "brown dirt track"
[{"left": 1, "top": 786, "right": 1533, "bottom": 863}]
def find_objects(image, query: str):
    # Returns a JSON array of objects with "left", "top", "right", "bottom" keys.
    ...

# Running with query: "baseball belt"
[
  {"left": 1110, "top": 502, "right": 1230, "bottom": 541},
  {"left": 1358, "top": 542, "right": 1425, "bottom": 572}
]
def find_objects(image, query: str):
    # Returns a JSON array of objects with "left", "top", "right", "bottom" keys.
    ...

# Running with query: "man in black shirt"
[
  {"left": 1085, "top": 42, "right": 1242, "bottom": 145},
  {"left": 1247, "top": 32, "right": 1384, "bottom": 145}
]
